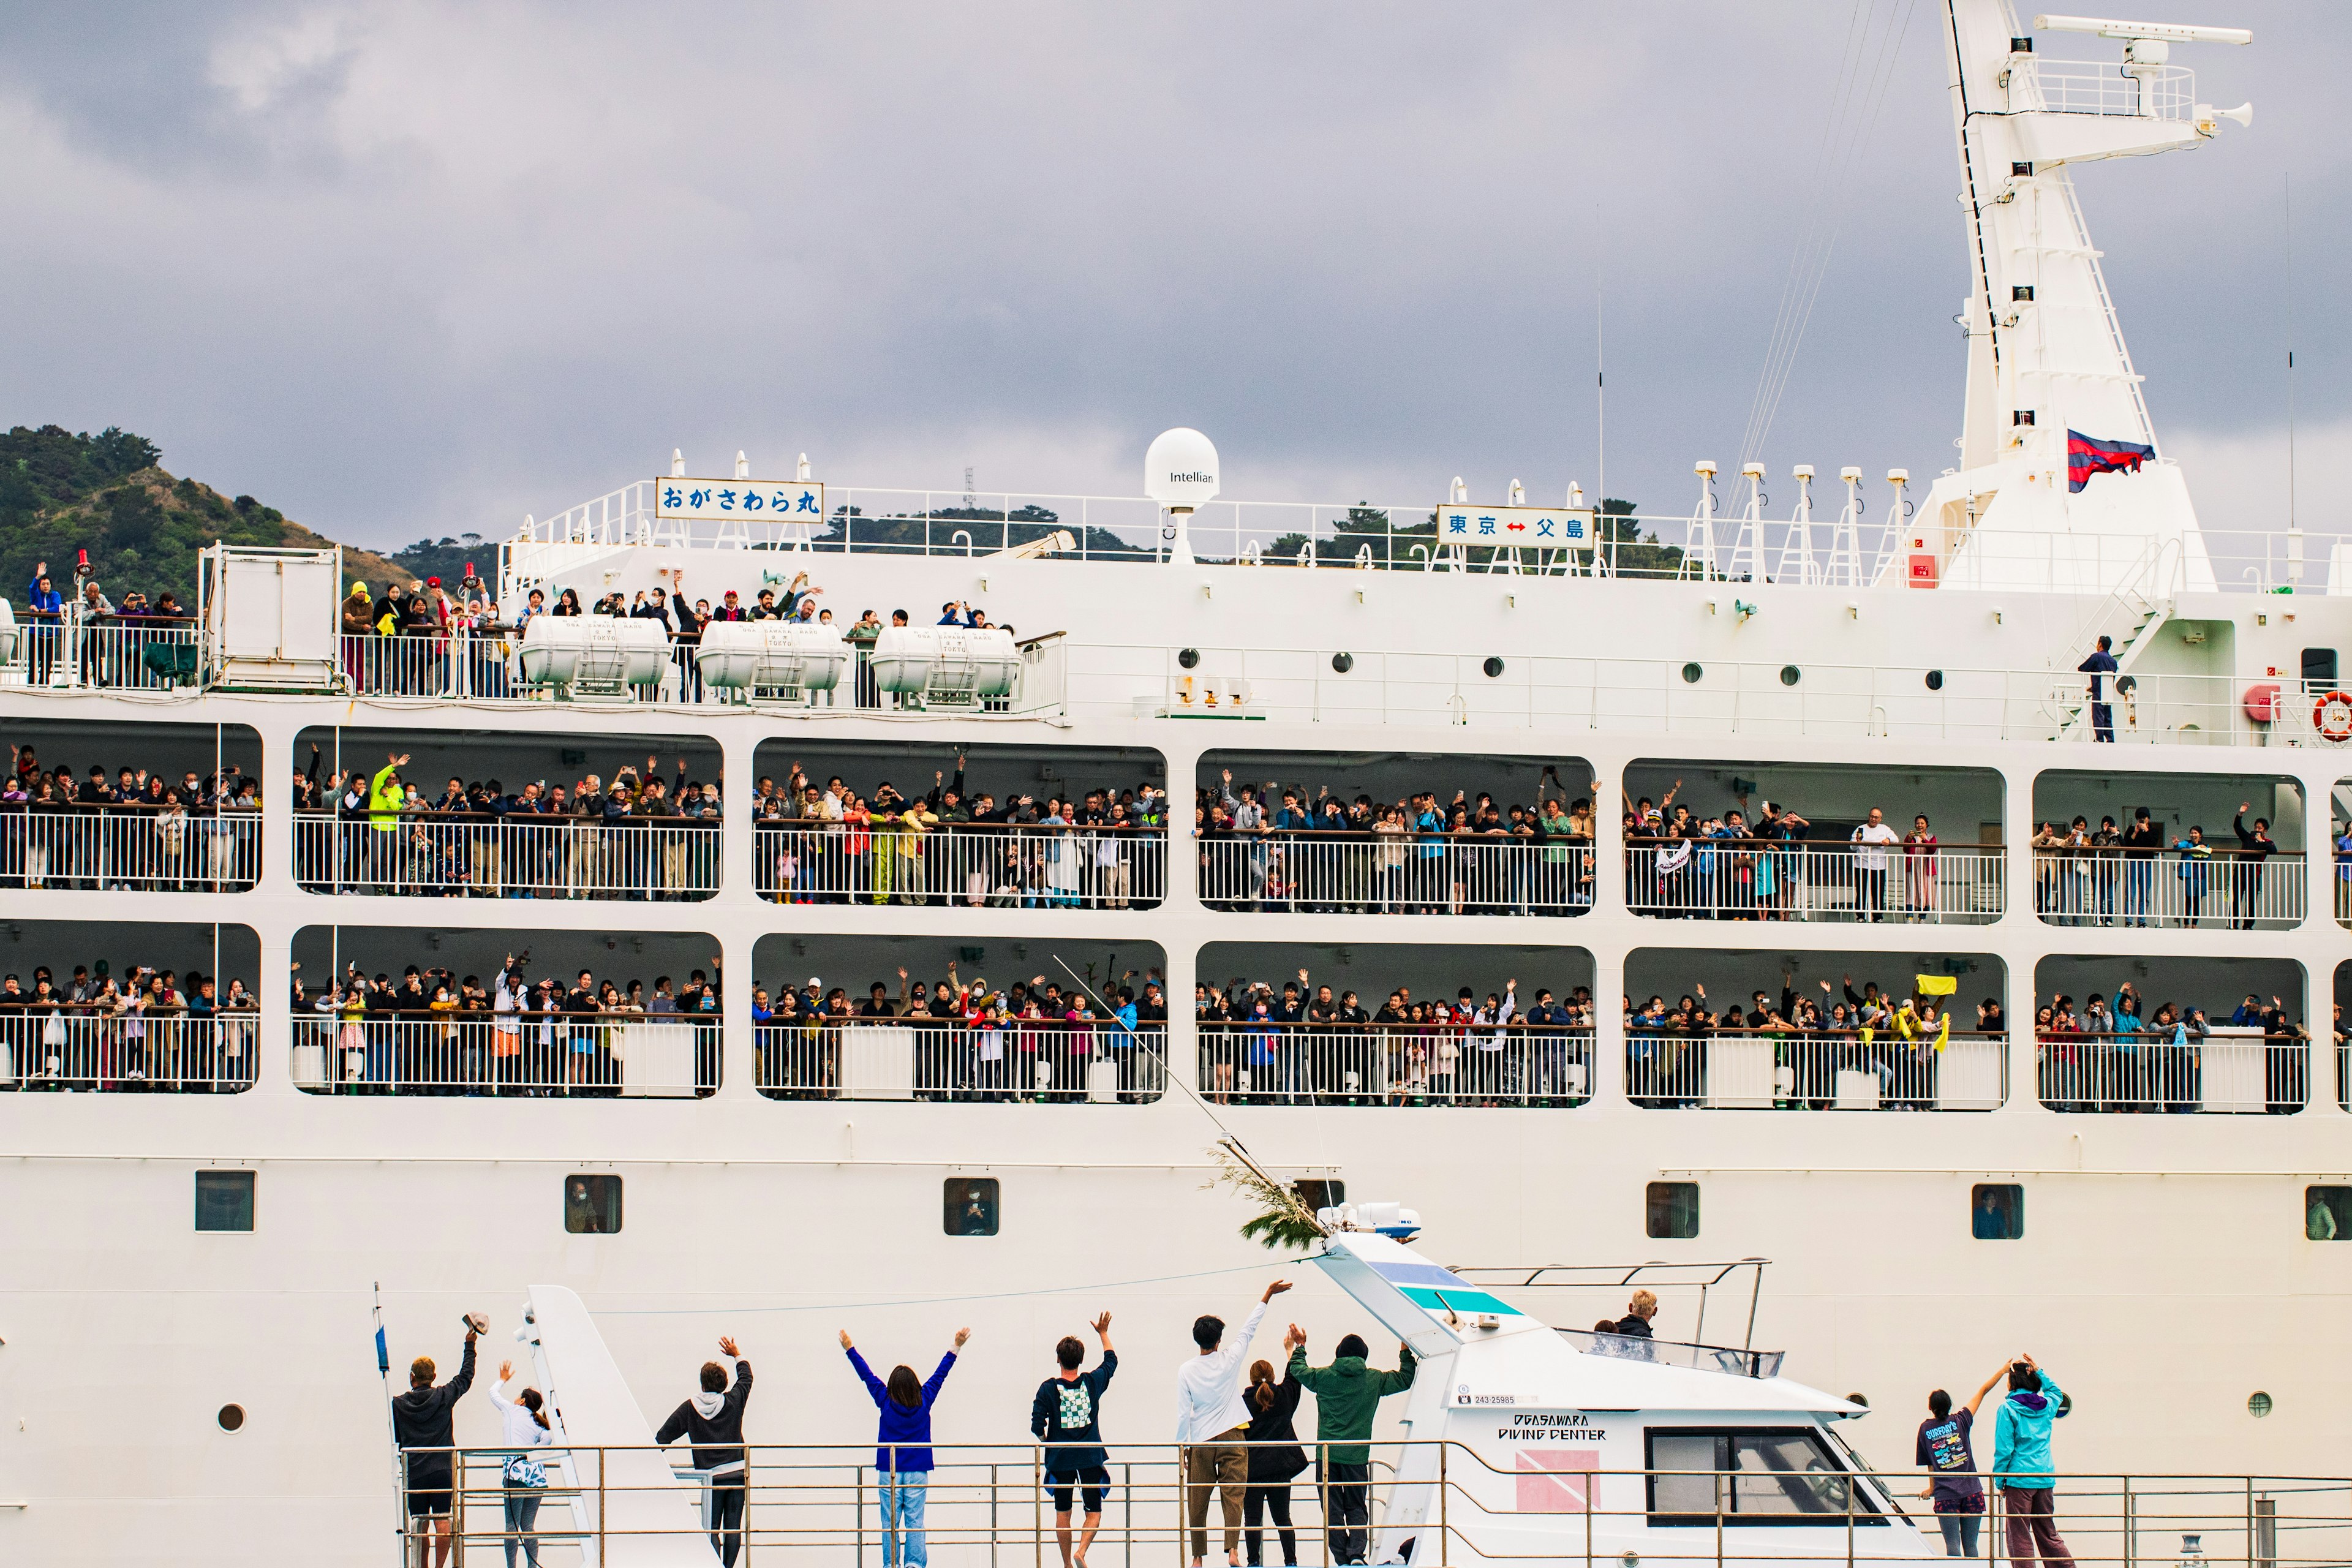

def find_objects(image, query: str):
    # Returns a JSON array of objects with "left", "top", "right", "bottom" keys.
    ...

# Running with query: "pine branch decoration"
[{"left": 1204, "top": 1139, "right": 1330, "bottom": 1253}]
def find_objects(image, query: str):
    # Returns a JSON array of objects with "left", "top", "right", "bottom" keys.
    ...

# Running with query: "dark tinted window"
[
  {"left": 1646, "top": 1428, "right": 1874, "bottom": 1524},
  {"left": 1647, "top": 1182, "right": 1699, "bottom": 1240},
  {"left": 2301, "top": 648, "right": 2338, "bottom": 687},
  {"left": 945, "top": 1177, "right": 1000, "bottom": 1236},
  {"left": 195, "top": 1170, "right": 255, "bottom": 1232},
  {"left": 565, "top": 1174, "right": 622, "bottom": 1234},
  {"left": 1294, "top": 1179, "right": 1345, "bottom": 1212},
  {"left": 2307, "top": 1186, "right": 2352, "bottom": 1240},
  {"left": 1972, "top": 1183, "right": 2024, "bottom": 1240}
]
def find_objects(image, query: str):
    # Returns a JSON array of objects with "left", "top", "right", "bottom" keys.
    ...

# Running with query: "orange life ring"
[{"left": 2315, "top": 691, "right": 2352, "bottom": 744}]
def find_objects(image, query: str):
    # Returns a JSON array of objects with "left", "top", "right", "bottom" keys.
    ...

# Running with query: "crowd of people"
[
  {"left": 1622, "top": 783, "right": 1972, "bottom": 922},
  {"left": 16, "top": 560, "right": 201, "bottom": 689},
  {"left": 0, "top": 960, "right": 258, "bottom": 1090},
  {"left": 292, "top": 747, "right": 720, "bottom": 897},
  {"left": 752, "top": 965, "right": 1170, "bottom": 1103},
  {"left": 2032, "top": 984, "right": 2311, "bottom": 1112},
  {"left": 1195, "top": 970, "right": 1597, "bottom": 1105},
  {"left": 394, "top": 1291, "right": 2086, "bottom": 1568},
  {"left": 0, "top": 741, "right": 263, "bottom": 890},
  {"left": 753, "top": 758, "right": 1167, "bottom": 907},
  {"left": 290, "top": 951, "right": 722, "bottom": 1096},
  {"left": 2029, "top": 806, "right": 2283, "bottom": 928},
  {"left": 1197, "top": 769, "right": 1597, "bottom": 914},
  {"left": 333, "top": 562, "right": 1021, "bottom": 704}
]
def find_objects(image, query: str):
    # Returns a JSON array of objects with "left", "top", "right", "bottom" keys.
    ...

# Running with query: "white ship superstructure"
[{"left": 4, "top": 6, "right": 2347, "bottom": 1565}]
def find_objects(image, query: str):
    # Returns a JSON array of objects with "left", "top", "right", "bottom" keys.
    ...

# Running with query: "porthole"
[
  {"left": 1331, "top": 652, "right": 1354, "bottom": 674},
  {"left": 2248, "top": 1391, "right": 2273, "bottom": 1419},
  {"left": 1177, "top": 648, "right": 1200, "bottom": 670},
  {"left": 217, "top": 1403, "right": 246, "bottom": 1432},
  {"left": 1680, "top": 662, "right": 1703, "bottom": 684},
  {"left": 946, "top": 1177, "right": 1000, "bottom": 1236},
  {"left": 1924, "top": 669, "right": 1945, "bottom": 692},
  {"left": 1482, "top": 657, "right": 1505, "bottom": 678},
  {"left": 1779, "top": 665, "right": 1801, "bottom": 687}
]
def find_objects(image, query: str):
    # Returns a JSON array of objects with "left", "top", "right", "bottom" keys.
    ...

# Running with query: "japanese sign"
[
  {"left": 1436, "top": 504, "right": 1595, "bottom": 553},
  {"left": 655, "top": 478, "right": 826, "bottom": 524}
]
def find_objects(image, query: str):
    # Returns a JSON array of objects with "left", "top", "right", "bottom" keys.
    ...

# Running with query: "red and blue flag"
[{"left": 2067, "top": 430, "right": 2154, "bottom": 492}]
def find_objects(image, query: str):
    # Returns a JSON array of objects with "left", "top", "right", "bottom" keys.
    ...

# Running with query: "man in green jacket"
[{"left": 1286, "top": 1330, "right": 1415, "bottom": 1565}]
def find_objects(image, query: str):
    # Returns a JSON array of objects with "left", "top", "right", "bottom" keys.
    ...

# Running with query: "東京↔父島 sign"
[{"left": 1436, "top": 505, "right": 1595, "bottom": 552}]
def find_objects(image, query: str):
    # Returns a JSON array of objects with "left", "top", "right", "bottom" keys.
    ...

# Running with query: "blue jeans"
[{"left": 882, "top": 1471, "right": 929, "bottom": 1567}]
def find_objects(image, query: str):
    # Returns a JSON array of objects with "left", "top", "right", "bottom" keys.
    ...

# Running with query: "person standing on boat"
[
  {"left": 1031, "top": 1313, "right": 1117, "bottom": 1568},
  {"left": 655, "top": 1335, "right": 753, "bottom": 1567},
  {"left": 1990, "top": 1355, "right": 2073, "bottom": 1568},
  {"left": 390, "top": 1314, "right": 480, "bottom": 1568},
  {"left": 2078, "top": 636, "right": 2119, "bottom": 743},
  {"left": 844, "top": 1324, "right": 967, "bottom": 1568},
  {"left": 489, "top": 1360, "right": 556, "bottom": 1568},
  {"left": 1917, "top": 1374, "right": 2000, "bottom": 1558},
  {"left": 1178, "top": 1280, "right": 1292, "bottom": 1568},
  {"left": 1284, "top": 1327, "right": 1417, "bottom": 1566},
  {"left": 1242, "top": 1329, "right": 1309, "bottom": 1568}
]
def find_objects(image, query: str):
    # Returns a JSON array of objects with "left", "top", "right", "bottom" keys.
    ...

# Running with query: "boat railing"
[
  {"left": 1553, "top": 1327, "right": 1785, "bottom": 1379},
  {"left": 1194, "top": 1020, "right": 1595, "bottom": 1108},
  {"left": 1626, "top": 1028, "right": 2011, "bottom": 1113},
  {"left": 291, "top": 811, "right": 720, "bottom": 900},
  {"left": 2035, "top": 1027, "right": 2309, "bottom": 1115},
  {"left": 286, "top": 1008, "right": 717, "bottom": 1098},
  {"left": 1, "top": 1005, "right": 258, "bottom": 1093},
  {"left": 1199, "top": 832, "right": 1595, "bottom": 918},
  {"left": 401, "top": 1439, "right": 2352, "bottom": 1568},
  {"left": 752, "top": 1019, "right": 1169, "bottom": 1104},
  {"left": 2029, "top": 845, "right": 2305, "bottom": 930},
  {"left": 1626, "top": 844, "right": 2002, "bottom": 925},
  {"left": 0, "top": 801, "right": 262, "bottom": 893},
  {"left": 753, "top": 819, "right": 1167, "bottom": 910},
  {"left": 2024, "top": 59, "right": 2198, "bottom": 121}
]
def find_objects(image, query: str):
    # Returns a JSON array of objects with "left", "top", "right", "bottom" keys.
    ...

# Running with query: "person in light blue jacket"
[{"left": 1989, "top": 1355, "right": 2073, "bottom": 1567}]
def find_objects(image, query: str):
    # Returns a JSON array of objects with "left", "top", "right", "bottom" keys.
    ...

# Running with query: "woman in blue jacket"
[
  {"left": 843, "top": 1326, "right": 968, "bottom": 1567},
  {"left": 1990, "top": 1354, "right": 2071, "bottom": 1567}
]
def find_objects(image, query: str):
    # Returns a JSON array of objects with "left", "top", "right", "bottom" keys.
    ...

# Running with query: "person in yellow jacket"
[
  {"left": 368, "top": 753, "right": 410, "bottom": 890},
  {"left": 893, "top": 801, "right": 938, "bottom": 905}
]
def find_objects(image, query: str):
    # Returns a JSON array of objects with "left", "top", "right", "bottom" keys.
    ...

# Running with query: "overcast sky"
[{"left": 2, "top": 2, "right": 2343, "bottom": 549}]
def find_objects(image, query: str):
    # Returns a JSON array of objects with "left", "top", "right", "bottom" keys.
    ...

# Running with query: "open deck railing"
[
  {"left": 754, "top": 1018, "right": 1167, "bottom": 1102},
  {"left": 1627, "top": 844, "right": 2001, "bottom": 924},
  {"left": 2037, "top": 1028, "right": 2309, "bottom": 1115},
  {"left": 2031, "top": 848, "right": 2304, "bottom": 930},
  {"left": 1627, "top": 1030, "right": 2010, "bottom": 1112},
  {"left": 288, "top": 1009, "right": 717, "bottom": 1097},
  {"left": 292, "top": 813, "right": 720, "bottom": 900},
  {"left": 755, "top": 821, "right": 1166, "bottom": 910},
  {"left": 0, "top": 803, "right": 261, "bottom": 892},
  {"left": 1200, "top": 833, "right": 1594, "bottom": 916},
  {"left": 1195, "top": 1021, "right": 1595, "bottom": 1107},
  {"left": 404, "top": 1440, "right": 2352, "bottom": 1568},
  {"left": 1, "top": 1006, "right": 257, "bottom": 1093}
]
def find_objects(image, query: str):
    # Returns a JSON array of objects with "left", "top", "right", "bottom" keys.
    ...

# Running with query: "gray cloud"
[{"left": 1, "top": 1, "right": 2342, "bottom": 548}]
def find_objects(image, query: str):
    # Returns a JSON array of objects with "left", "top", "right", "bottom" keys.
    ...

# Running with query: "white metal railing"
[
  {"left": 754, "top": 822, "right": 1165, "bottom": 908},
  {"left": 293, "top": 815, "right": 720, "bottom": 899},
  {"left": 2031, "top": 849, "right": 2304, "bottom": 930},
  {"left": 1, "top": 805, "right": 262, "bottom": 892},
  {"left": 1196, "top": 1022, "right": 1593, "bottom": 1106},
  {"left": 4, "top": 614, "right": 203, "bottom": 691},
  {"left": 1199, "top": 832, "right": 1593, "bottom": 916},
  {"left": 1627, "top": 1031, "right": 2008, "bottom": 1110},
  {"left": 1626, "top": 843, "right": 2002, "bottom": 923},
  {"left": 2026, "top": 60, "right": 2196, "bottom": 121},
  {"left": 2038, "top": 1029, "right": 2308, "bottom": 1114},
  {"left": 753, "top": 1019, "right": 1167, "bottom": 1101},
  {"left": 2, "top": 1007, "right": 258, "bottom": 1092},
  {"left": 289, "top": 1010, "right": 716, "bottom": 1096}
]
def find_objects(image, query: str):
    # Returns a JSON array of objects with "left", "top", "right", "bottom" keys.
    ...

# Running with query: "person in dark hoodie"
[
  {"left": 1031, "top": 1312, "right": 1117, "bottom": 1568},
  {"left": 1990, "top": 1354, "right": 2072, "bottom": 1568},
  {"left": 1284, "top": 1327, "right": 1417, "bottom": 1566},
  {"left": 844, "top": 1324, "right": 968, "bottom": 1568},
  {"left": 1242, "top": 1327, "right": 1310, "bottom": 1568},
  {"left": 391, "top": 1314, "right": 480, "bottom": 1568},
  {"left": 654, "top": 1335, "right": 753, "bottom": 1567}
]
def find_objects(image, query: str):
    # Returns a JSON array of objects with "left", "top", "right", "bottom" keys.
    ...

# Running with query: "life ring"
[{"left": 2315, "top": 691, "right": 2352, "bottom": 744}]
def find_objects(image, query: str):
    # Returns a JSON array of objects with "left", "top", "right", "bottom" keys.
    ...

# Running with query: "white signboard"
[
  {"left": 1437, "top": 505, "right": 1595, "bottom": 552},
  {"left": 655, "top": 478, "right": 826, "bottom": 524}
]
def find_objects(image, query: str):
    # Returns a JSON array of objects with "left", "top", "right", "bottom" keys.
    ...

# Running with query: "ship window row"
[
  {"left": 9, "top": 927, "right": 2346, "bottom": 1117},
  {"left": 186, "top": 1168, "right": 2344, "bottom": 1246},
  {"left": 4, "top": 722, "right": 2343, "bottom": 932}
]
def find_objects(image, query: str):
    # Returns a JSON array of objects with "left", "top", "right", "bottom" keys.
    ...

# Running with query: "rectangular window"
[
  {"left": 1647, "top": 1182, "right": 1699, "bottom": 1240},
  {"left": 1645, "top": 1428, "right": 1877, "bottom": 1525},
  {"left": 2301, "top": 648, "right": 2338, "bottom": 687},
  {"left": 2307, "top": 1186, "right": 2351, "bottom": 1240},
  {"left": 1294, "top": 1179, "right": 1345, "bottom": 1212},
  {"left": 565, "top": 1174, "right": 622, "bottom": 1234},
  {"left": 944, "top": 1177, "right": 1000, "bottom": 1237},
  {"left": 1972, "top": 1183, "right": 2024, "bottom": 1240},
  {"left": 195, "top": 1170, "right": 255, "bottom": 1232}
]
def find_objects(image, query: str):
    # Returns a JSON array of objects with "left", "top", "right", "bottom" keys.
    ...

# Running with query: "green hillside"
[{"left": 1, "top": 424, "right": 403, "bottom": 609}]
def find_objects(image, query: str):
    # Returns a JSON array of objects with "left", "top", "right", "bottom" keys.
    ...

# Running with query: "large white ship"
[{"left": 4, "top": 5, "right": 2346, "bottom": 1564}]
